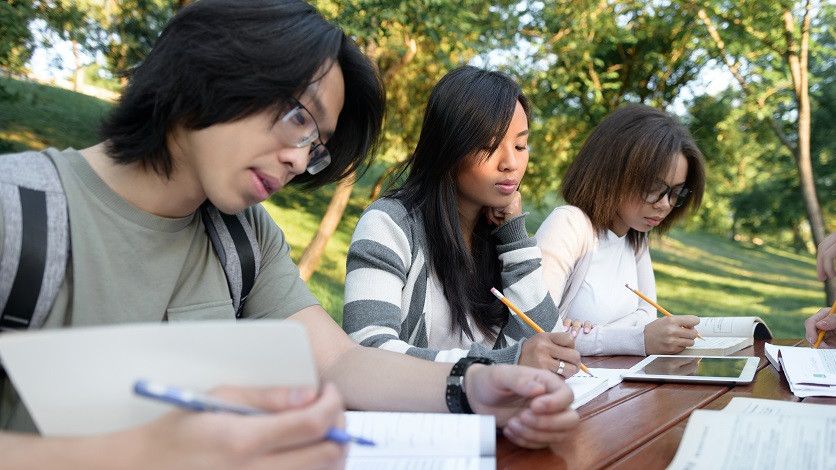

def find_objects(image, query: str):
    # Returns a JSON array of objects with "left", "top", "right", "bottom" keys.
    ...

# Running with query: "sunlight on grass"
[
  {"left": 0, "top": 127, "right": 48, "bottom": 149},
  {"left": 651, "top": 231, "right": 824, "bottom": 338}
]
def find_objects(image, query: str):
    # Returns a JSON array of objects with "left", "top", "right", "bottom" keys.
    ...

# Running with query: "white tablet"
[{"left": 622, "top": 355, "right": 759, "bottom": 384}]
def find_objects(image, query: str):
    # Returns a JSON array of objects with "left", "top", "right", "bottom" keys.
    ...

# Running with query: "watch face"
[{"left": 447, "top": 376, "right": 465, "bottom": 386}]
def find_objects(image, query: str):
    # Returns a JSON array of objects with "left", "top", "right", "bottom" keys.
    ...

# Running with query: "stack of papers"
[
  {"left": 565, "top": 368, "right": 625, "bottom": 409},
  {"left": 667, "top": 398, "right": 836, "bottom": 470},
  {"left": 764, "top": 343, "right": 836, "bottom": 397}
]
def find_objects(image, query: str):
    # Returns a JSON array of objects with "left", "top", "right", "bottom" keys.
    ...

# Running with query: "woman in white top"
[{"left": 536, "top": 104, "right": 707, "bottom": 356}]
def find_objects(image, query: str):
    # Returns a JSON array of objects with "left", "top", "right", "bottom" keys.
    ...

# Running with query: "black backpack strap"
[
  {"left": 0, "top": 150, "right": 69, "bottom": 330},
  {"left": 200, "top": 203, "right": 261, "bottom": 317}
]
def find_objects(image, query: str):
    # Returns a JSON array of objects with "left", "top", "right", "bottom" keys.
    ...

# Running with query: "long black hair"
[
  {"left": 100, "top": 0, "right": 384, "bottom": 188},
  {"left": 392, "top": 65, "right": 530, "bottom": 341}
]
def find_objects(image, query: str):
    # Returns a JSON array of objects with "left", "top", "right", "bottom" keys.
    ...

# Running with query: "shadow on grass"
[{"left": 653, "top": 232, "right": 818, "bottom": 293}]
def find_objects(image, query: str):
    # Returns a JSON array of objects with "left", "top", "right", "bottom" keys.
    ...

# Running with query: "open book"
[
  {"left": 680, "top": 316, "right": 773, "bottom": 356},
  {"left": 565, "top": 368, "right": 625, "bottom": 409},
  {"left": 764, "top": 343, "right": 836, "bottom": 397},
  {"left": 667, "top": 398, "right": 836, "bottom": 470},
  {"left": 346, "top": 412, "right": 496, "bottom": 470}
]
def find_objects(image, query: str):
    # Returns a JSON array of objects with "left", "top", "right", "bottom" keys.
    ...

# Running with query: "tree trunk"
[
  {"left": 698, "top": 5, "right": 833, "bottom": 302},
  {"left": 782, "top": 5, "right": 834, "bottom": 302},
  {"left": 369, "top": 164, "right": 400, "bottom": 200},
  {"left": 297, "top": 174, "right": 355, "bottom": 281},
  {"left": 71, "top": 40, "right": 82, "bottom": 92}
]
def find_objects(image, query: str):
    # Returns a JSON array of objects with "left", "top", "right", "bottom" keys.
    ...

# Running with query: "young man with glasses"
[
  {"left": 535, "top": 104, "right": 707, "bottom": 356},
  {"left": 0, "top": 1, "right": 579, "bottom": 467}
]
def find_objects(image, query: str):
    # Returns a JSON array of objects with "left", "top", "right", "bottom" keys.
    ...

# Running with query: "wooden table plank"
[
  {"left": 498, "top": 383, "right": 727, "bottom": 470},
  {"left": 801, "top": 396, "right": 836, "bottom": 404}
]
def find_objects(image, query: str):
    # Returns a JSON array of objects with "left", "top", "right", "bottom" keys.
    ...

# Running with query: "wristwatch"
[{"left": 446, "top": 357, "right": 493, "bottom": 414}]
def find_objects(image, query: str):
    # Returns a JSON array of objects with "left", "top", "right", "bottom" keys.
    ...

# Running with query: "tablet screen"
[{"left": 634, "top": 357, "right": 749, "bottom": 378}]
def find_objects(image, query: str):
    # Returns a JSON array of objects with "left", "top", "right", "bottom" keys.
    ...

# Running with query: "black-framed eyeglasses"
[
  {"left": 643, "top": 182, "right": 691, "bottom": 208},
  {"left": 276, "top": 99, "right": 332, "bottom": 175}
]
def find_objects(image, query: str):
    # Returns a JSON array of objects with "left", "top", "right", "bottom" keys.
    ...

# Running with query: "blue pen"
[{"left": 133, "top": 379, "right": 375, "bottom": 446}]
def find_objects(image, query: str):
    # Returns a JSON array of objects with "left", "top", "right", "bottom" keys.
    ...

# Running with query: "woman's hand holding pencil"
[
  {"left": 490, "top": 287, "right": 592, "bottom": 377},
  {"left": 624, "top": 284, "right": 702, "bottom": 355},
  {"left": 517, "top": 333, "right": 582, "bottom": 378},
  {"left": 806, "top": 301, "right": 836, "bottom": 349}
]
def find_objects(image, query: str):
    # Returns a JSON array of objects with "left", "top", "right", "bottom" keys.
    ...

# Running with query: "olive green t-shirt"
[{"left": 0, "top": 148, "right": 318, "bottom": 432}]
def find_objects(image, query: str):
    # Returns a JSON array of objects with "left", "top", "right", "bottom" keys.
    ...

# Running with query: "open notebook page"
[
  {"left": 688, "top": 336, "right": 748, "bottom": 348},
  {"left": 694, "top": 317, "right": 757, "bottom": 337},
  {"left": 566, "top": 368, "right": 625, "bottom": 409},
  {"left": 345, "top": 411, "right": 495, "bottom": 470}
]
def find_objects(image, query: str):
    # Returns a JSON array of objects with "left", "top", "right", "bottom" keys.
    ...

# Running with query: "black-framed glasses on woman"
[
  {"left": 643, "top": 182, "right": 691, "bottom": 208},
  {"left": 276, "top": 99, "right": 332, "bottom": 175}
]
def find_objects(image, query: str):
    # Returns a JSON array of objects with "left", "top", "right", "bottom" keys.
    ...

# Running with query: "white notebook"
[{"left": 346, "top": 412, "right": 496, "bottom": 470}]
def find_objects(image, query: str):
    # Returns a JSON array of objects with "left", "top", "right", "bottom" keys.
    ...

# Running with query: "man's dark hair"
[{"left": 100, "top": 0, "right": 384, "bottom": 188}]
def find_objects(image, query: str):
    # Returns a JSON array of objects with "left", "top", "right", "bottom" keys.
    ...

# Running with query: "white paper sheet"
[
  {"left": 723, "top": 397, "right": 836, "bottom": 416},
  {"left": 667, "top": 408, "right": 836, "bottom": 470}
]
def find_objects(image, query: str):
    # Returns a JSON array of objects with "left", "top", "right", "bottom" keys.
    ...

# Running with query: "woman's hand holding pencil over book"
[
  {"left": 806, "top": 303, "right": 836, "bottom": 349},
  {"left": 809, "top": 233, "right": 836, "bottom": 349},
  {"left": 489, "top": 287, "right": 591, "bottom": 377},
  {"left": 518, "top": 332, "right": 582, "bottom": 378},
  {"left": 642, "top": 316, "right": 701, "bottom": 355},
  {"left": 624, "top": 284, "right": 702, "bottom": 355}
]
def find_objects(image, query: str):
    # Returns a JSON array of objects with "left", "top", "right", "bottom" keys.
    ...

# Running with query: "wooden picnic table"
[{"left": 496, "top": 339, "right": 835, "bottom": 470}]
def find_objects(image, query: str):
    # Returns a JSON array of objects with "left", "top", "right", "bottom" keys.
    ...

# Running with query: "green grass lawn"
[
  {"left": 0, "top": 77, "right": 112, "bottom": 152},
  {"left": 1, "top": 77, "right": 826, "bottom": 338}
]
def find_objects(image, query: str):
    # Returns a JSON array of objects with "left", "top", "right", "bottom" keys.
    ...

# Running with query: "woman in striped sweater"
[{"left": 342, "top": 66, "right": 581, "bottom": 376}]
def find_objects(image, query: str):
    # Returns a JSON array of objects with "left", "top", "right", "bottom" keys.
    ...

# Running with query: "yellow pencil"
[
  {"left": 490, "top": 287, "right": 594, "bottom": 377},
  {"left": 812, "top": 300, "right": 836, "bottom": 349},
  {"left": 624, "top": 284, "right": 705, "bottom": 340}
]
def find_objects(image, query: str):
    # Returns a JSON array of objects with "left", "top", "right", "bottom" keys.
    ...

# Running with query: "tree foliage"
[
  {"left": 0, "top": 0, "right": 37, "bottom": 75},
  {"left": 516, "top": 0, "right": 710, "bottom": 200},
  {"left": 7, "top": 0, "right": 834, "bottom": 260}
]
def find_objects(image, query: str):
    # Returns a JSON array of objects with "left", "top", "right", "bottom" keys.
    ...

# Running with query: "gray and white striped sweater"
[{"left": 342, "top": 197, "right": 559, "bottom": 363}]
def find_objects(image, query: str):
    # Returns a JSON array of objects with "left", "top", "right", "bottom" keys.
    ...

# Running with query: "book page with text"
[
  {"left": 694, "top": 317, "right": 754, "bottom": 337},
  {"left": 687, "top": 336, "right": 748, "bottom": 349}
]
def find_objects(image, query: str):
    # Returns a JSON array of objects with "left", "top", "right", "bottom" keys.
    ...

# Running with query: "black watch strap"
[{"left": 446, "top": 357, "right": 493, "bottom": 414}]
